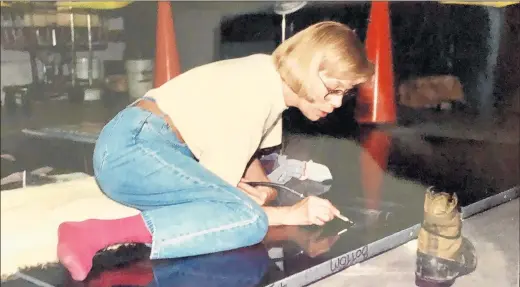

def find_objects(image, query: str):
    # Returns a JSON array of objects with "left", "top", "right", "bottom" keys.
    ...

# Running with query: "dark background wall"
[
  {"left": 494, "top": 5, "right": 520, "bottom": 110},
  {"left": 220, "top": 2, "right": 518, "bottom": 114}
]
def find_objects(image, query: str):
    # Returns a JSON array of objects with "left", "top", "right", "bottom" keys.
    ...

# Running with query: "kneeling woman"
[{"left": 57, "top": 21, "right": 374, "bottom": 281}]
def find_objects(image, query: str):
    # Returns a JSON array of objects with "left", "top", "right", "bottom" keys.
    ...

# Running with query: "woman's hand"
[
  {"left": 285, "top": 196, "right": 341, "bottom": 226},
  {"left": 237, "top": 179, "right": 277, "bottom": 206}
]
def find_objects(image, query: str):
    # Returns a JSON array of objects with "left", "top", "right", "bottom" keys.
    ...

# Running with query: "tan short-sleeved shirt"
[{"left": 145, "top": 54, "right": 287, "bottom": 186}]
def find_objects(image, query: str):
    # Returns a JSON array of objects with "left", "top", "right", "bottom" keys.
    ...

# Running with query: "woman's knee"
[{"left": 235, "top": 202, "right": 269, "bottom": 246}]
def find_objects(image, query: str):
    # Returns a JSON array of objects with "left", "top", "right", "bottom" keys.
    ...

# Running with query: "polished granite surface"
[{"left": 1, "top": 98, "right": 519, "bottom": 286}]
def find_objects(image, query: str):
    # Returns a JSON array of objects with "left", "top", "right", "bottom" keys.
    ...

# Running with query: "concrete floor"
[{"left": 310, "top": 198, "right": 520, "bottom": 287}]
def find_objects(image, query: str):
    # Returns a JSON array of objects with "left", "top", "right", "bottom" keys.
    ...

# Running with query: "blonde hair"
[{"left": 272, "top": 21, "right": 374, "bottom": 100}]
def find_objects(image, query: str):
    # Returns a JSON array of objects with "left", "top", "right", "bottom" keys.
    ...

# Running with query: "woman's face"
[{"left": 297, "top": 71, "right": 365, "bottom": 121}]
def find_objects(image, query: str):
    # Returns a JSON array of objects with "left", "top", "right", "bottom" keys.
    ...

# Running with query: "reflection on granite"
[
  {"left": 151, "top": 245, "right": 270, "bottom": 287},
  {"left": 387, "top": 132, "right": 520, "bottom": 206}
]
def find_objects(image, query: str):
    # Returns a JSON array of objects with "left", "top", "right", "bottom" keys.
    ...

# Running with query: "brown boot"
[{"left": 415, "top": 187, "right": 477, "bottom": 286}]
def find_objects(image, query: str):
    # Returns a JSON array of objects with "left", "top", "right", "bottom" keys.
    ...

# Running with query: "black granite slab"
[
  {"left": 2, "top": 97, "right": 519, "bottom": 286},
  {"left": 4, "top": 129, "right": 518, "bottom": 286},
  {"left": 1, "top": 277, "right": 41, "bottom": 287}
]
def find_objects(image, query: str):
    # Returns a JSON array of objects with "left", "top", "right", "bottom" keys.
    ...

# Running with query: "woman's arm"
[
  {"left": 243, "top": 158, "right": 270, "bottom": 182},
  {"left": 238, "top": 158, "right": 278, "bottom": 205},
  {"left": 262, "top": 206, "right": 291, "bottom": 226},
  {"left": 262, "top": 196, "right": 341, "bottom": 226}
]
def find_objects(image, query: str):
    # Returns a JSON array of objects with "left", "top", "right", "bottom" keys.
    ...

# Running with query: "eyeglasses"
[{"left": 320, "top": 76, "right": 356, "bottom": 102}]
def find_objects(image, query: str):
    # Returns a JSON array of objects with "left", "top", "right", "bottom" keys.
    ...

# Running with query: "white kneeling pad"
[{"left": 1, "top": 176, "right": 139, "bottom": 278}]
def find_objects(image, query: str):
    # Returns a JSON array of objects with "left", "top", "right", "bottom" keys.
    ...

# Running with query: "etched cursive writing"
[
  {"left": 329, "top": 245, "right": 369, "bottom": 272},
  {"left": 266, "top": 282, "right": 287, "bottom": 287}
]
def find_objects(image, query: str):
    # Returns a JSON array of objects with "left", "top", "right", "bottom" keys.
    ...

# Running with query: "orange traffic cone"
[
  {"left": 355, "top": 1, "right": 397, "bottom": 124},
  {"left": 153, "top": 1, "right": 181, "bottom": 88},
  {"left": 359, "top": 128, "right": 392, "bottom": 210}
]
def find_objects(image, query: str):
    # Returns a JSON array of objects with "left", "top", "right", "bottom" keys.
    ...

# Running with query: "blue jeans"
[{"left": 92, "top": 100, "right": 269, "bottom": 260}]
